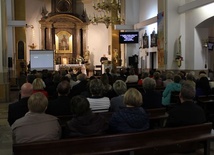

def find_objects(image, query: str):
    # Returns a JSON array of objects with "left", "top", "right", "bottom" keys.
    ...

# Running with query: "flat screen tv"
[
  {"left": 119, "top": 32, "right": 139, "bottom": 44},
  {"left": 30, "top": 50, "right": 54, "bottom": 71}
]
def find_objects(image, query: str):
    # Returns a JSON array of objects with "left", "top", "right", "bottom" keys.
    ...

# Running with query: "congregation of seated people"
[{"left": 8, "top": 68, "right": 214, "bottom": 144}]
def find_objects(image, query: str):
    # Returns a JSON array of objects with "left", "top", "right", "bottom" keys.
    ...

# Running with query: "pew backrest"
[
  {"left": 57, "top": 109, "right": 168, "bottom": 128},
  {"left": 13, "top": 122, "right": 214, "bottom": 155}
]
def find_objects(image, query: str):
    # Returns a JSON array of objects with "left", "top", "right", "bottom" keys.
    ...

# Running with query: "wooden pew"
[
  {"left": 146, "top": 107, "right": 167, "bottom": 119},
  {"left": 145, "top": 107, "right": 168, "bottom": 128},
  {"left": 197, "top": 95, "right": 214, "bottom": 124},
  {"left": 197, "top": 95, "right": 214, "bottom": 108},
  {"left": 13, "top": 122, "right": 214, "bottom": 155},
  {"left": 57, "top": 108, "right": 168, "bottom": 129}
]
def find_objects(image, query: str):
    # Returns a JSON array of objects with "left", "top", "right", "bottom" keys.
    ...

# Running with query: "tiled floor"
[
  {"left": 1, "top": 90, "right": 214, "bottom": 155},
  {"left": 0, "top": 90, "right": 19, "bottom": 155},
  {"left": 0, "top": 104, "right": 13, "bottom": 155}
]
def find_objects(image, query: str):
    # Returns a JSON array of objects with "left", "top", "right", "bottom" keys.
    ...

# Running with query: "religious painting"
[
  {"left": 143, "top": 31, "right": 149, "bottom": 49},
  {"left": 55, "top": 31, "right": 72, "bottom": 53},
  {"left": 150, "top": 30, "right": 157, "bottom": 47}
]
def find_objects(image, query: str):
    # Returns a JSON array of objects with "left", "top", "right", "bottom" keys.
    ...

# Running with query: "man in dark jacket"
[
  {"left": 69, "top": 73, "right": 88, "bottom": 98},
  {"left": 8, "top": 83, "right": 33, "bottom": 126},
  {"left": 46, "top": 81, "right": 72, "bottom": 116},
  {"left": 65, "top": 95, "right": 108, "bottom": 137},
  {"left": 166, "top": 82, "right": 206, "bottom": 127}
]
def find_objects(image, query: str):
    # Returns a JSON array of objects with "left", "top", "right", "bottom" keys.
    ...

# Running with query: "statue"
[
  {"left": 175, "top": 35, "right": 183, "bottom": 67},
  {"left": 177, "top": 35, "right": 181, "bottom": 55},
  {"left": 84, "top": 48, "right": 90, "bottom": 63},
  {"left": 41, "top": 6, "right": 48, "bottom": 18},
  {"left": 76, "top": 55, "right": 84, "bottom": 65}
]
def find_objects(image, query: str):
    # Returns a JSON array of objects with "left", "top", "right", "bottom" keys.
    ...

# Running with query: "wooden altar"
[
  {"left": 39, "top": 0, "right": 88, "bottom": 65},
  {"left": 55, "top": 64, "right": 82, "bottom": 72}
]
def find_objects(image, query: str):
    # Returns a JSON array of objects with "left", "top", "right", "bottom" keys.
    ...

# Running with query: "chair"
[{"left": 93, "top": 65, "right": 102, "bottom": 76}]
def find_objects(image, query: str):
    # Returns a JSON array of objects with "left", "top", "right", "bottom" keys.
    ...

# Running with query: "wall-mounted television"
[
  {"left": 30, "top": 50, "right": 54, "bottom": 71},
  {"left": 119, "top": 32, "right": 139, "bottom": 44}
]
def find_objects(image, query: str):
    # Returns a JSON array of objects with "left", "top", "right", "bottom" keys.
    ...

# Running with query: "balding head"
[
  {"left": 77, "top": 73, "right": 87, "bottom": 81},
  {"left": 21, "top": 83, "right": 33, "bottom": 98}
]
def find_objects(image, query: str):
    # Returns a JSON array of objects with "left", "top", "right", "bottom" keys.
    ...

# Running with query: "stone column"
[
  {"left": 111, "top": 8, "right": 121, "bottom": 69},
  {"left": 46, "top": 24, "right": 53, "bottom": 49},
  {"left": 75, "top": 25, "right": 81, "bottom": 57},
  {"left": 40, "top": 26, "right": 46, "bottom": 50},
  {"left": 0, "top": 0, "right": 10, "bottom": 102},
  {"left": 82, "top": 26, "right": 87, "bottom": 55}
]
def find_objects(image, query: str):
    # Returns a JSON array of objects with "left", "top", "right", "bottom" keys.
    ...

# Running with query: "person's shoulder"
[
  {"left": 9, "top": 99, "right": 26, "bottom": 108},
  {"left": 41, "top": 113, "right": 59, "bottom": 121},
  {"left": 102, "top": 96, "right": 110, "bottom": 101},
  {"left": 9, "top": 101, "right": 19, "bottom": 108},
  {"left": 11, "top": 116, "right": 26, "bottom": 129}
]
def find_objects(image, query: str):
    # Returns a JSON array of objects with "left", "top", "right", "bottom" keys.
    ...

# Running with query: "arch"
[{"left": 196, "top": 16, "right": 214, "bottom": 28}]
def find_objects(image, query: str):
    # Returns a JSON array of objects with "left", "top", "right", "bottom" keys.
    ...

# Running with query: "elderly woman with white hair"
[{"left": 109, "top": 80, "right": 127, "bottom": 112}]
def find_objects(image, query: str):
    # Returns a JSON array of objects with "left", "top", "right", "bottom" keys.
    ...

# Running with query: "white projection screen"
[{"left": 30, "top": 50, "right": 54, "bottom": 71}]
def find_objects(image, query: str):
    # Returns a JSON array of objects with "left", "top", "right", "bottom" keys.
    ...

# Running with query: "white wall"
[
  {"left": 84, "top": 2, "right": 109, "bottom": 67},
  {"left": 138, "top": 0, "right": 158, "bottom": 70},
  {"left": 166, "top": 0, "right": 214, "bottom": 70},
  {"left": 124, "top": 0, "right": 140, "bottom": 67},
  {"left": 26, "top": 0, "right": 51, "bottom": 62},
  {"left": 185, "top": 3, "right": 214, "bottom": 70},
  {"left": 165, "top": 0, "right": 186, "bottom": 70}
]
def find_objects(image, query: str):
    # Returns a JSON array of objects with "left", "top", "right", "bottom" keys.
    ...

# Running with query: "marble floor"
[{"left": 1, "top": 90, "right": 214, "bottom": 155}]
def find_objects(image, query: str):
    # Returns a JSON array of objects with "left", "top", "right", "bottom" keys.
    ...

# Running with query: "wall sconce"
[
  {"left": 25, "top": 24, "right": 34, "bottom": 29},
  {"left": 202, "top": 39, "right": 208, "bottom": 48}
]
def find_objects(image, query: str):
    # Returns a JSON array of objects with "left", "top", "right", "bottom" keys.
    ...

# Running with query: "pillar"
[
  {"left": 111, "top": 0, "right": 121, "bottom": 69},
  {"left": 0, "top": 0, "right": 10, "bottom": 102}
]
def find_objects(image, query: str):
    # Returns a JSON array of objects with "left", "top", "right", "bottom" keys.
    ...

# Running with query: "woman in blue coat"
[
  {"left": 162, "top": 75, "right": 182, "bottom": 106},
  {"left": 109, "top": 88, "right": 149, "bottom": 133}
]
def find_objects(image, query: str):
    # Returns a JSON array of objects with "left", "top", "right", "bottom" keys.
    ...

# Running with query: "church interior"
[{"left": 1, "top": 0, "right": 214, "bottom": 154}]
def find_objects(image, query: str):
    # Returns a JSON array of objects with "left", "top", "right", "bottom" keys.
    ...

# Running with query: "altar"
[{"left": 55, "top": 64, "right": 87, "bottom": 75}]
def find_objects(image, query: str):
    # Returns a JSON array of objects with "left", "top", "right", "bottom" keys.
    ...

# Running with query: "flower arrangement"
[
  {"left": 175, "top": 55, "right": 183, "bottom": 67},
  {"left": 175, "top": 55, "right": 183, "bottom": 61}
]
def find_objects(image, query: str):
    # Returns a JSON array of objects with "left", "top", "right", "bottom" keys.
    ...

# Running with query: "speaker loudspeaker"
[{"left": 8, "top": 57, "right": 12, "bottom": 68}]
